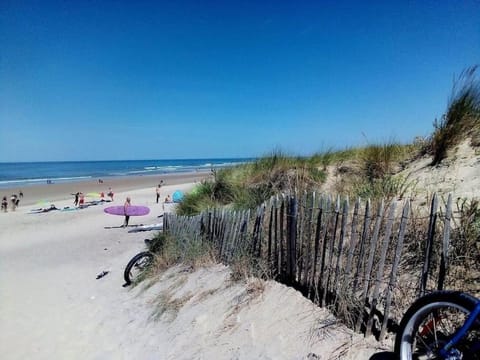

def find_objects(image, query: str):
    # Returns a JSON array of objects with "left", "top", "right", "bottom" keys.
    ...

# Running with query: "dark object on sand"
[{"left": 96, "top": 271, "right": 109, "bottom": 279}]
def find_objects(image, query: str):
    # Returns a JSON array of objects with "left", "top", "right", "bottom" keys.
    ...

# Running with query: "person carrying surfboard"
[{"left": 123, "top": 197, "right": 131, "bottom": 227}]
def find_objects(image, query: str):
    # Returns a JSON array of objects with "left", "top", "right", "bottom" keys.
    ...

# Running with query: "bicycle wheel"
[
  {"left": 123, "top": 251, "right": 154, "bottom": 285},
  {"left": 395, "top": 291, "right": 480, "bottom": 360}
]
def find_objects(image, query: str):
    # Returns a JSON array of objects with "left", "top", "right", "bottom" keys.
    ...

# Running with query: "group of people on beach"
[
  {"left": 1, "top": 191, "right": 23, "bottom": 212},
  {"left": 72, "top": 188, "right": 114, "bottom": 207}
]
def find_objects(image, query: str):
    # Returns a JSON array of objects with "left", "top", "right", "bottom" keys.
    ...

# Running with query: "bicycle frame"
[{"left": 439, "top": 299, "right": 480, "bottom": 358}]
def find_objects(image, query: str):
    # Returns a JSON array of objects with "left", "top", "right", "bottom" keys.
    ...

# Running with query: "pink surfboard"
[{"left": 104, "top": 205, "right": 150, "bottom": 216}]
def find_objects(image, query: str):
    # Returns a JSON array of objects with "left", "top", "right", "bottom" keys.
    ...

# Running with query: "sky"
[{"left": 0, "top": 1, "right": 479, "bottom": 162}]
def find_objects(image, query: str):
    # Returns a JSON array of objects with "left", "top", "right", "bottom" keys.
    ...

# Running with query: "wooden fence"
[{"left": 163, "top": 192, "right": 456, "bottom": 339}]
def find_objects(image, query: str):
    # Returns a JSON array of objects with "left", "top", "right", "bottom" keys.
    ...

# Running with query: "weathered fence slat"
[
  {"left": 380, "top": 200, "right": 410, "bottom": 340},
  {"left": 287, "top": 196, "right": 298, "bottom": 283},
  {"left": 353, "top": 199, "right": 371, "bottom": 296},
  {"left": 274, "top": 196, "right": 279, "bottom": 277},
  {"left": 297, "top": 192, "right": 307, "bottom": 283},
  {"left": 333, "top": 198, "right": 349, "bottom": 301},
  {"left": 325, "top": 196, "right": 341, "bottom": 303},
  {"left": 420, "top": 193, "right": 438, "bottom": 296},
  {"left": 279, "top": 196, "right": 286, "bottom": 280},
  {"left": 365, "top": 201, "right": 396, "bottom": 336},
  {"left": 318, "top": 196, "right": 332, "bottom": 306},
  {"left": 301, "top": 192, "right": 316, "bottom": 288},
  {"left": 355, "top": 200, "right": 384, "bottom": 332},
  {"left": 308, "top": 195, "right": 324, "bottom": 299},
  {"left": 267, "top": 199, "right": 274, "bottom": 266},
  {"left": 438, "top": 194, "right": 452, "bottom": 291},
  {"left": 345, "top": 198, "right": 360, "bottom": 286}
]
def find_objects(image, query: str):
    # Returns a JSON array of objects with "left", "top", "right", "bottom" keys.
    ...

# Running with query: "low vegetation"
[{"left": 429, "top": 66, "right": 480, "bottom": 164}]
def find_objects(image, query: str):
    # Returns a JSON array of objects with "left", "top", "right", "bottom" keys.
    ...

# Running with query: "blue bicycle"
[{"left": 395, "top": 291, "right": 480, "bottom": 359}]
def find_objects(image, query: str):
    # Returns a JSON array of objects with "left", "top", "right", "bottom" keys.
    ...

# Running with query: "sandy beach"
[
  {"left": 0, "top": 173, "right": 387, "bottom": 359},
  {"left": 0, "top": 171, "right": 210, "bottom": 208}
]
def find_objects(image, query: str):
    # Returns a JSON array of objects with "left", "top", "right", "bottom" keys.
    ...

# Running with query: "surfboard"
[
  {"left": 104, "top": 205, "right": 150, "bottom": 216},
  {"left": 128, "top": 223, "right": 163, "bottom": 233}
]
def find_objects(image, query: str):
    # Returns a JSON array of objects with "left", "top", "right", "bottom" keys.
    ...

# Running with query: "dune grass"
[
  {"left": 177, "top": 142, "right": 420, "bottom": 215},
  {"left": 176, "top": 66, "right": 479, "bottom": 215},
  {"left": 146, "top": 232, "right": 216, "bottom": 272},
  {"left": 430, "top": 66, "right": 480, "bottom": 165}
]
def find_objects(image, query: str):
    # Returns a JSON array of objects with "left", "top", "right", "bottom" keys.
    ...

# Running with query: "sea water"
[{"left": 0, "top": 158, "right": 252, "bottom": 189}]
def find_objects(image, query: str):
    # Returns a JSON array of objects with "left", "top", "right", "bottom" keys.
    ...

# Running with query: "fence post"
[
  {"left": 309, "top": 194, "right": 324, "bottom": 300},
  {"left": 279, "top": 195, "right": 286, "bottom": 280},
  {"left": 420, "top": 193, "right": 438, "bottom": 296},
  {"left": 365, "top": 201, "right": 396, "bottom": 337},
  {"left": 356, "top": 199, "right": 384, "bottom": 333},
  {"left": 352, "top": 199, "right": 371, "bottom": 296},
  {"left": 380, "top": 200, "right": 410, "bottom": 340},
  {"left": 333, "top": 197, "right": 349, "bottom": 302},
  {"left": 325, "top": 195, "right": 341, "bottom": 304},
  {"left": 286, "top": 195, "right": 298, "bottom": 284},
  {"left": 319, "top": 195, "right": 332, "bottom": 306},
  {"left": 297, "top": 192, "right": 307, "bottom": 283},
  {"left": 267, "top": 197, "right": 274, "bottom": 268},
  {"left": 301, "top": 192, "right": 316, "bottom": 288},
  {"left": 274, "top": 195, "right": 280, "bottom": 277},
  {"left": 438, "top": 193, "right": 452, "bottom": 291}
]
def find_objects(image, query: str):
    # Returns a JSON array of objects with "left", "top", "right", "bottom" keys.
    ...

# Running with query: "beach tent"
[{"left": 172, "top": 190, "right": 184, "bottom": 203}]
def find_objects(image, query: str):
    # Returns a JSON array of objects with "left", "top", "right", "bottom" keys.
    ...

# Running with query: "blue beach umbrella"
[{"left": 172, "top": 190, "right": 184, "bottom": 203}]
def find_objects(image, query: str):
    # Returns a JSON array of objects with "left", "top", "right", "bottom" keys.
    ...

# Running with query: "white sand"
[
  {"left": 400, "top": 140, "right": 480, "bottom": 200},
  {"left": 0, "top": 182, "right": 387, "bottom": 359}
]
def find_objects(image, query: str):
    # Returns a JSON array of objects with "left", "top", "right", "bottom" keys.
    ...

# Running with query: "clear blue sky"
[{"left": 1, "top": 1, "right": 479, "bottom": 162}]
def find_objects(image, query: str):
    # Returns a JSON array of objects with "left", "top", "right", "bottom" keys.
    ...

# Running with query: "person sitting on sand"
[
  {"left": 162, "top": 194, "right": 172, "bottom": 211},
  {"left": 78, "top": 193, "right": 85, "bottom": 207},
  {"left": 1, "top": 196, "right": 7, "bottom": 212},
  {"left": 42, "top": 204, "right": 59, "bottom": 212},
  {"left": 123, "top": 197, "right": 131, "bottom": 227},
  {"left": 107, "top": 188, "right": 114, "bottom": 201}
]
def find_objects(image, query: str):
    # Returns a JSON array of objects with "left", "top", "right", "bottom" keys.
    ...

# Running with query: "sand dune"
[{"left": 0, "top": 178, "right": 387, "bottom": 359}]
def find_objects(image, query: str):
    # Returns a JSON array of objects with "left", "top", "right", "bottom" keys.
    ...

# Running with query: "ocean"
[{"left": 0, "top": 158, "right": 252, "bottom": 189}]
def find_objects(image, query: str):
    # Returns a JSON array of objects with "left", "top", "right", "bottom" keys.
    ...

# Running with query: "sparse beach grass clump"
[
  {"left": 177, "top": 150, "right": 327, "bottom": 215},
  {"left": 429, "top": 66, "right": 480, "bottom": 165},
  {"left": 447, "top": 198, "right": 480, "bottom": 294},
  {"left": 144, "top": 232, "right": 217, "bottom": 277}
]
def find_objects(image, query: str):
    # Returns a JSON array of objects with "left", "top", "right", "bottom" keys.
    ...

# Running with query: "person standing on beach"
[
  {"left": 73, "top": 192, "right": 79, "bottom": 206},
  {"left": 1, "top": 196, "right": 7, "bottom": 212},
  {"left": 10, "top": 194, "right": 17, "bottom": 211},
  {"left": 123, "top": 197, "right": 131, "bottom": 227},
  {"left": 156, "top": 184, "right": 161, "bottom": 203}
]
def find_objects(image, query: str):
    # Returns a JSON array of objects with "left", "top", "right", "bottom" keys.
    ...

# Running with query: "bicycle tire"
[
  {"left": 395, "top": 291, "right": 480, "bottom": 359},
  {"left": 123, "top": 251, "right": 154, "bottom": 285}
]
